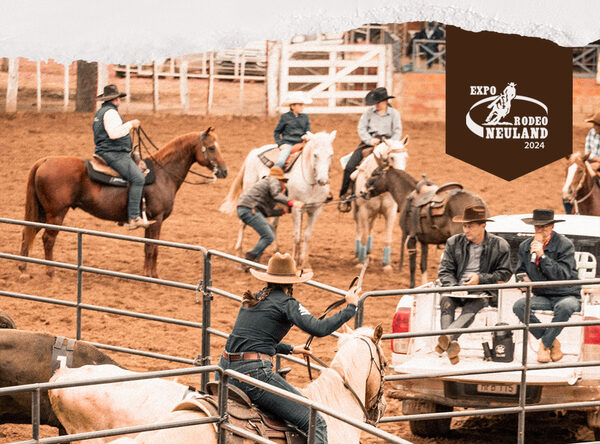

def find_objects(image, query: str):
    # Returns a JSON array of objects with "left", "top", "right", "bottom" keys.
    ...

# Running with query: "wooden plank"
[
  {"left": 311, "top": 90, "right": 371, "bottom": 99},
  {"left": 6, "top": 58, "right": 18, "bottom": 112},
  {"left": 279, "top": 41, "right": 289, "bottom": 108},
  {"left": 179, "top": 57, "right": 189, "bottom": 114},
  {"left": 239, "top": 53, "right": 245, "bottom": 114},
  {"left": 152, "top": 60, "right": 159, "bottom": 113},
  {"left": 36, "top": 61, "right": 42, "bottom": 112},
  {"left": 287, "top": 43, "right": 382, "bottom": 53},
  {"left": 328, "top": 51, "right": 336, "bottom": 108},
  {"left": 287, "top": 74, "right": 379, "bottom": 83},
  {"left": 287, "top": 59, "right": 379, "bottom": 68},
  {"left": 266, "top": 41, "right": 281, "bottom": 116},
  {"left": 207, "top": 51, "right": 215, "bottom": 115},
  {"left": 279, "top": 105, "right": 368, "bottom": 114},
  {"left": 63, "top": 63, "right": 69, "bottom": 110}
]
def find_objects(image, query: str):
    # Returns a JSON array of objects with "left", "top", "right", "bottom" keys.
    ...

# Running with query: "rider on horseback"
[
  {"left": 219, "top": 252, "right": 361, "bottom": 444},
  {"left": 273, "top": 92, "right": 312, "bottom": 169},
  {"left": 93, "top": 84, "right": 153, "bottom": 230},
  {"left": 339, "top": 87, "right": 402, "bottom": 201}
]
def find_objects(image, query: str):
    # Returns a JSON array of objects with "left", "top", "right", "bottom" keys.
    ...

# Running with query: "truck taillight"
[
  {"left": 391, "top": 307, "right": 410, "bottom": 354},
  {"left": 584, "top": 317, "right": 600, "bottom": 345}
]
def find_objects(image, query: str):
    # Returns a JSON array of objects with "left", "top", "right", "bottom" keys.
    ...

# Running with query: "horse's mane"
[
  {"left": 390, "top": 168, "right": 418, "bottom": 188},
  {"left": 153, "top": 132, "right": 197, "bottom": 163}
]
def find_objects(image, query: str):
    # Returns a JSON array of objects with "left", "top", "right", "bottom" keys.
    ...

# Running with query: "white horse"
[
  {"left": 49, "top": 325, "right": 386, "bottom": 444},
  {"left": 350, "top": 137, "right": 408, "bottom": 271},
  {"left": 219, "top": 131, "right": 336, "bottom": 268}
]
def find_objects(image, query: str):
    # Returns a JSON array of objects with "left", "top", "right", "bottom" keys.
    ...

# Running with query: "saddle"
[
  {"left": 405, "top": 177, "right": 464, "bottom": 240},
  {"left": 174, "top": 381, "right": 305, "bottom": 444},
  {"left": 86, "top": 154, "right": 156, "bottom": 187},
  {"left": 257, "top": 143, "right": 305, "bottom": 172}
]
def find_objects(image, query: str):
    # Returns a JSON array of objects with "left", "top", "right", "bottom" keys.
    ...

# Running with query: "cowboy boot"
[
  {"left": 537, "top": 344, "right": 551, "bottom": 363},
  {"left": 550, "top": 339, "right": 563, "bottom": 362},
  {"left": 446, "top": 340, "right": 461, "bottom": 365},
  {"left": 435, "top": 334, "right": 450, "bottom": 355},
  {"left": 243, "top": 252, "right": 257, "bottom": 273}
]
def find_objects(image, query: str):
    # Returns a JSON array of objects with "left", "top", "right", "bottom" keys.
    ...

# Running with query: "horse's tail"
[
  {"left": 21, "top": 159, "right": 46, "bottom": 252},
  {"left": 219, "top": 161, "right": 246, "bottom": 215}
]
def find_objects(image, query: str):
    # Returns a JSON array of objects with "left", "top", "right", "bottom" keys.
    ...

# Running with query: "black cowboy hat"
[
  {"left": 521, "top": 209, "right": 565, "bottom": 225},
  {"left": 452, "top": 205, "right": 492, "bottom": 223},
  {"left": 365, "top": 87, "right": 395, "bottom": 106},
  {"left": 96, "top": 84, "right": 127, "bottom": 102}
]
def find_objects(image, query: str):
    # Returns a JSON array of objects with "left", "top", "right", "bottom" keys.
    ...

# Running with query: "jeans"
[
  {"left": 219, "top": 356, "right": 328, "bottom": 444},
  {"left": 440, "top": 296, "right": 487, "bottom": 341},
  {"left": 513, "top": 295, "right": 581, "bottom": 348},
  {"left": 274, "top": 144, "right": 292, "bottom": 169},
  {"left": 99, "top": 151, "right": 145, "bottom": 220},
  {"left": 237, "top": 206, "right": 275, "bottom": 260}
]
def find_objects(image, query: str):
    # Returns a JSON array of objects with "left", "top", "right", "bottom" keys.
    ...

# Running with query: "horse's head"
[
  {"left": 331, "top": 324, "right": 387, "bottom": 424},
  {"left": 373, "top": 136, "right": 409, "bottom": 170},
  {"left": 364, "top": 166, "right": 388, "bottom": 199},
  {"left": 303, "top": 131, "right": 335, "bottom": 186},
  {"left": 562, "top": 151, "right": 591, "bottom": 203},
  {"left": 196, "top": 127, "right": 228, "bottom": 179}
]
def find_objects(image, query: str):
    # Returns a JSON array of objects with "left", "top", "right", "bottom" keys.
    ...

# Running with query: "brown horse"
[
  {"left": 367, "top": 167, "right": 488, "bottom": 288},
  {"left": 562, "top": 152, "right": 600, "bottom": 216},
  {"left": 19, "top": 127, "right": 227, "bottom": 278}
]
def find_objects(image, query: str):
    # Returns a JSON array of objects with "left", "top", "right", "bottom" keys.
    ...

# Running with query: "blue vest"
[{"left": 93, "top": 103, "right": 132, "bottom": 154}]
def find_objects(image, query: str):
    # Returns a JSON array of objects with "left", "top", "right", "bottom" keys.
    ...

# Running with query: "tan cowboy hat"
[
  {"left": 282, "top": 91, "right": 312, "bottom": 106},
  {"left": 96, "top": 84, "right": 127, "bottom": 102},
  {"left": 521, "top": 209, "right": 564, "bottom": 225},
  {"left": 269, "top": 167, "right": 288, "bottom": 181},
  {"left": 585, "top": 111, "right": 600, "bottom": 126},
  {"left": 452, "top": 205, "right": 492, "bottom": 223},
  {"left": 250, "top": 252, "right": 313, "bottom": 284}
]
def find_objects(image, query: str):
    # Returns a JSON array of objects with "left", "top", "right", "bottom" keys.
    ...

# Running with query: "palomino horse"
[
  {"left": 351, "top": 137, "right": 408, "bottom": 271},
  {"left": 562, "top": 152, "right": 600, "bottom": 216},
  {"left": 18, "top": 127, "right": 227, "bottom": 278},
  {"left": 49, "top": 325, "right": 387, "bottom": 444},
  {"left": 219, "top": 131, "right": 335, "bottom": 268},
  {"left": 367, "top": 168, "right": 488, "bottom": 288}
]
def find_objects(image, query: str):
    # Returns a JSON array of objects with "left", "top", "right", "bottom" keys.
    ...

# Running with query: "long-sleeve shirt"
[
  {"left": 103, "top": 108, "right": 133, "bottom": 139},
  {"left": 237, "top": 176, "right": 292, "bottom": 217},
  {"left": 274, "top": 111, "right": 311, "bottom": 146},
  {"left": 585, "top": 127, "right": 600, "bottom": 159},
  {"left": 516, "top": 231, "right": 581, "bottom": 297},
  {"left": 358, "top": 106, "right": 402, "bottom": 144},
  {"left": 224, "top": 288, "right": 357, "bottom": 356}
]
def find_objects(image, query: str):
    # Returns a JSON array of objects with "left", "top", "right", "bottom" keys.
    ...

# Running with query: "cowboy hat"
[
  {"left": 269, "top": 167, "right": 288, "bottom": 181},
  {"left": 282, "top": 91, "right": 312, "bottom": 106},
  {"left": 452, "top": 205, "right": 492, "bottom": 223},
  {"left": 96, "top": 84, "right": 127, "bottom": 102},
  {"left": 365, "top": 87, "right": 395, "bottom": 105},
  {"left": 250, "top": 252, "right": 313, "bottom": 284},
  {"left": 585, "top": 111, "right": 600, "bottom": 126},
  {"left": 521, "top": 209, "right": 565, "bottom": 225}
]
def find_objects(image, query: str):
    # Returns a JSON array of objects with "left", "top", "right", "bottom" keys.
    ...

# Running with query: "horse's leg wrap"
[
  {"left": 383, "top": 245, "right": 391, "bottom": 266},
  {"left": 355, "top": 239, "right": 361, "bottom": 257},
  {"left": 358, "top": 244, "right": 367, "bottom": 263},
  {"left": 366, "top": 235, "right": 373, "bottom": 253}
]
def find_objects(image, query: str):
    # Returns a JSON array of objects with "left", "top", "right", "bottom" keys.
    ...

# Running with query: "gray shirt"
[
  {"left": 459, "top": 243, "right": 483, "bottom": 284},
  {"left": 237, "top": 176, "right": 291, "bottom": 217},
  {"left": 357, "top": 106, "right": 402, "bottom": 144}
]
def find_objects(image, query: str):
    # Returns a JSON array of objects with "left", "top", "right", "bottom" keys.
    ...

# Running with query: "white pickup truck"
[{"left": 389, "top": 214, "right": 600, "bottom": 438}]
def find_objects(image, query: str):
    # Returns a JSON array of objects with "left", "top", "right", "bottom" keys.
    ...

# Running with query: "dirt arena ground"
[{"left": 0, "top": 70, "right": 597, "bottom": 442}]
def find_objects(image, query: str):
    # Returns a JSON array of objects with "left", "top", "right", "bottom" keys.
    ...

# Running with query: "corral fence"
[{"left": 1, "top": 218, "right": 600, "bottom": 443}]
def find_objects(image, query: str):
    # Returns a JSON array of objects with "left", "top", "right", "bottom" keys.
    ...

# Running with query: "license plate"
[{"left": 476, "top": 384, "right": 517, "bottom": 395}]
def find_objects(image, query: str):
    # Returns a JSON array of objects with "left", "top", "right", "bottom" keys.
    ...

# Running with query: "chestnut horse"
[
  {"left": 562, "top": 152, "right": 600, "bottom": 216},
  {"left": 19, "top": 127, "right": 227, "bottom": 278},
  {"left": 367, "top": 168, "right": 488, "bottom": 288}
]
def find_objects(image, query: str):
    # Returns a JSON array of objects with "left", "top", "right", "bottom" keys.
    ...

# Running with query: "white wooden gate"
[{"left": 267, "top": 42, "right": 392, "bottom": 115}]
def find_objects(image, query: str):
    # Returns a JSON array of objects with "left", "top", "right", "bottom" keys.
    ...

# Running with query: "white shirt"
[{"left": 103, "top": 108, "right": 132, "bottom": 139}]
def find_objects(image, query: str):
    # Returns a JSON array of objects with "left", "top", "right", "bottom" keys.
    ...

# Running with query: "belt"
[{"left": 222, "top": 351, "right": 273, "bottom": 362}]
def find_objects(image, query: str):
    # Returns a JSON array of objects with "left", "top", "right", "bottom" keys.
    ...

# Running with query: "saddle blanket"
[
  {"left": 85, "top": 158, "right": 156, "bottom": 187},
  {"left": 258, "top": 144, "right": 304, "bottom": 172}
]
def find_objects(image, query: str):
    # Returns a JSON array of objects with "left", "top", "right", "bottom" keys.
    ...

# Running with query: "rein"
[
  {"left": 569, "top": 160, "right": 598, "bottom": 214},
  {"left": 135, "top": 127, "right": 218, "bottom": 185}
]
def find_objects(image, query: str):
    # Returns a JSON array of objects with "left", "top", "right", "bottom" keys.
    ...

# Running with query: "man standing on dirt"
[
  {"left": 94, "top": 84, "right": 151, "bottom": 230},
  {"left": 436, "top": 205, "right": 512, "bottom": 364},
  {"left": 513, "top": 209, "right": 581, "bottom": 363}
]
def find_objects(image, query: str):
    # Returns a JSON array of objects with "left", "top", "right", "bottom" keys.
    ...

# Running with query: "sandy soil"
[{"left": 0, "top": 67, "right": 597, "bottom": 443}]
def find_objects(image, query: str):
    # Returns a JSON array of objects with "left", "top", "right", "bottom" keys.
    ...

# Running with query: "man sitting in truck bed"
[
  {"left": 512, "top": 209, "right": 582, "bottom": 363},
  {"left": 436, "top": 205, "right": 512, "bottom": 364}
]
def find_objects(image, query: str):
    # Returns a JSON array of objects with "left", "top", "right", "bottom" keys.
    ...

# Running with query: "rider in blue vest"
[{"left": 93, "top": 84, "right": 153, "bottom": 230}]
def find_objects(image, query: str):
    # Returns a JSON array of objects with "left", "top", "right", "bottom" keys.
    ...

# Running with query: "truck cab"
[{"left": 389, "top": 214, "right": 600, "bottom": 438}]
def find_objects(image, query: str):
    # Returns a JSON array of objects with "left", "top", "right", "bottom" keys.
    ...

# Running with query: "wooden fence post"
[
  {"left": 207, "top": 52, "right": 215, "bottom": 115},
  {"left": 153, "top": 60, "right": 159, "bottom": 113},
  {"left": 266, "top": 41, "right": 281, "bottom": 116},
  {"left": 36, "top": 61, "right": 42, "bottom": 112},
  {"left": 179, "top": 57, "right": 189, "bottom": 114},
  {"left": 97, "top": 63, "right": 109, "bottom": 111},
  {"left": 6, "top": 58, "right": 19, "bottom": 112},
  {"left": 63, "top": 63, "right": 69, "bottom": 111}
]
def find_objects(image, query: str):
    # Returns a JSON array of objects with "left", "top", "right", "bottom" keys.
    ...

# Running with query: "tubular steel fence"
[{"left": 2, "top": 217, "right": 600, "bottom": 443}]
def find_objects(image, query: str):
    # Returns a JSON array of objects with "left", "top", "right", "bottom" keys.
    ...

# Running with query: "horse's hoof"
[
  {"left": 18, "top": 273, "right": 32, "bottom": 282},
  {"left": 383, "top": 265, "right": 392, "bottom": 273}
]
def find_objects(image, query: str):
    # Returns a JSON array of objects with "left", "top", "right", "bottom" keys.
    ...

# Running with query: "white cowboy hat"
[{"left": 282, "top": 91, "right": 312, "bottom": 106}]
